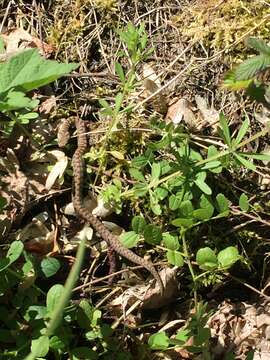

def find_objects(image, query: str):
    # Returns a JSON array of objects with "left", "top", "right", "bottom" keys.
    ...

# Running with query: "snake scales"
[{"left": 71, "top": 117, "right": 164, "bottom": 293}]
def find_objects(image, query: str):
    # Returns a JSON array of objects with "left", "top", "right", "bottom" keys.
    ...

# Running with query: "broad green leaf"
[
  {"left": 216, "top": 193, "right": 230, "bottom": 214},
  {"left": 120, "top": 231, "right": 139, "bottom": 248},
  {"left": 196, "top": 247, "right": 218, "bottom": 270},
  {"left": 246, "top": 37, "right": 270, "bottom": 55},
  {"left": 235, "top": 54, "right": 270, "bottom": 80},
  {"left": 234, "top": 153, "right": 256, "bottom": 171},
  {"left": 162, "top": 233, "right": 179, "bottom": 250},
  {"left": 193, "top": 207, "right": 213, "bottom": 220},
  {"left": 77, "top": 300, "right": 94, "bottom": 330},
  {"left": 143, "top": 225, "right": 162, "bottom": 245},
  {"left": 150, "top": 198, "right": 162, "bottom": 215},
  {"left": 201, "top": 161, "right": 221, "bottom": 170},
  {"left": 129, "top": 168, "right": 145, "bottom": 182},
  {"left": 133, "top": 183, "right": 148, "bottom": 197},
  {"left": 169, "top": 194, "right": 182, "bottom": 210},
  {"left": 194, "top": 178, "right": 212, "bottom": 195},
  {"left": 171, "top": 218, "right": 194, "bottom": 228},
  {"left": 175, "top": 329, "right": 190, "bottom": 343},
  {"left": 154, "top": 187, "right": 168, "bottom": 200},
  {"left": 179, "top": 200, "right": 194, "bottom": 217},
  {"left": 24, "top": 305, "right": 47, "bottom": 321},
  {"left": 115, "top": 62, "right": 125, "bottom": 82},
  {"left": 219, "top": 113, "right": 231, "bottom": 146},
  {"left": 166, "top": 250, "right": 184, "bottom": 267},
  {"left": 31, "top": 335, "right": 49, "bottom": 357},
  {"left": 7, "top": 241, "right": 24, "bottom": 263},
  {"left": 132, "top": 216, "right": 146, "bottom": 234},
  {"left": 46, "top": 284, "right": 65, "bottom": 316},
  {"left": 0, "top": 49, "right": 78, "bottom": 94},
  {"left": 239, "top": 193, "right": 249, "bottom": 212},
  {"left": 195, "top": 327, "right": 211, "bottom": 346},
  {"left": 131, "top": 151, "right": 153, "bottom": 167},
  {"left": 49, "top": 335, "right": 66, "bottom": 351},
  {"left": 41, "top": 258, "right": 61, "bottom": 278},
  {"left": 0, "top": 90, "right": 39, "bottom": 111},
  {"left": 235, "top": 117, "right": 250, "bottom": 145},
  {"left": 217, "top": 246, "right": 240, "bottom": 269},
  {"left": 151, "top": 162, "right": 161, "bottom": 180},
  {"left": 148, "top": 332, "right": 170, "bottom": 350}
]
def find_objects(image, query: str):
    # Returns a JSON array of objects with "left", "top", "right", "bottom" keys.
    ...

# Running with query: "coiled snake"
[{"left": 71, "top": 117, "right": 164, "bottom": 293}]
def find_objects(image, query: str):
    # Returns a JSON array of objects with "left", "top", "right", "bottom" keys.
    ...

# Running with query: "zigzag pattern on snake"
[{"left": 71, "top": 117, "right": 164, "bottom": 293}]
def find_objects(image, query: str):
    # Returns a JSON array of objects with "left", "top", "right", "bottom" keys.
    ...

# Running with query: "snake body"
[{"left": 72, "top": 118, "right": 164, "bottom": 293}]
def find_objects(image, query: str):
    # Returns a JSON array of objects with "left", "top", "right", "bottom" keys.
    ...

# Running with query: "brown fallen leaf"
[
  {"left": 1, "top": 27, "right": 54, "bottom": 61},
  {"left": 165, "top": 98, "right": 196, "bottom": 128}
]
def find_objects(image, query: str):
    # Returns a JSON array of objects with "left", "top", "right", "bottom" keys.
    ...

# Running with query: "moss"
[{"left": 172, "top": 0, "right": 270, "bottom": 56}]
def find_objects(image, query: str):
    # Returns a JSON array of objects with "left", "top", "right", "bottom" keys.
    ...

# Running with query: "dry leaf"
[
  {"left": 195, "top": 95, "right": 219, "bottom": 132},
  {"left": 141, "top": 64, "right": 168, "bottom": 115},
  {"left": 45, "top": 150, "right": 68, "bottom": 190},
  {"left": 1, "top": 28, "right": 54, "bottom": 61},
  {"left": 165, "top": 98, "right": 196, "bottom": 127}
]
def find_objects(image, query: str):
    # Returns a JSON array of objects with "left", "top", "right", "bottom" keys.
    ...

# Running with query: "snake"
[{"left": 71, "top": 117, "right": 164, "bottom": 294}]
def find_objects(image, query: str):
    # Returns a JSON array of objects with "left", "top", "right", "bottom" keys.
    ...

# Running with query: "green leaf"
[
  {"left": 131, "top": 151, "right": 153, "bottom": 168},
  {"left": 46, "top": 284, "right": 65, "bottom": 316},
  {"left": 148, "top": 332, "right": 170, "bottom": 350},
  {"left": 217, "top": 246, "right": 240, "bottom": 269},
  {"left": 154, "top": 187, "right": 168, "bottom": 200},
  {"left": 151, "top": 162, "right": 161, "bottom": 181},
  {"left": 132, "top": 216, "right": 146, "bottom": 234},
  {"left": 234, "top": 153, "right": 256, "bottom": 171},
  {"left": 201, "top": 161, "right": 221, "bottom": 170},
  {"left": 133, "top": 183, "right": 148, "bottom": 197},
  {"left": 115, "top": 62, "right": 125, "bottom": 82},
  {"left": 0, "top": 49, "right": 78, "bottom": 94},
  {"left": 169, "top": 194, "right": 182, "bottom": 210},
  {"left": 219, "top": 113, "right": 231, "bottom": 146},
  {"left": 129, "top": 168, "right": 145, "bottom": 182},
  {"left": 235, "top": 54, "right": 270, "bottom": 80},
  {"left": 235, "top": 117, "right": 250, "bottom": 145},
  {"left": 193, "top": 207, "right": 213, "bottom": 220},
  {"left": 216, "top": 193, "right": 230, "bottom": 214},
  {"left": 238, "top": 152, "right": 270, "bottom": 161},
  {"left": 162, "top": 233, "right": 179, "bottom": 250},
  {"left": 143, "top": 225, "right": 162, "bottom": 245},
  {"left": 98, "top": 99, "right": 113, "bottom": 116},
  {"left": 7, "top": 240, "right": 24, "bottom": 263},
  {"left": 171, "top": 218, "right": 194, "bottom": 228},
  {"left": 179, "top": 200, "right": 194, "bottom": 217},
  {"left": 77, "top": 300, "right": 94, "bottom": 330},
  {"left": 120, "top": 231, "right": 139, "bottom": 248},
  {"left": 166, "top": 250, "right": 184, "bottom": 267},
  {"left": 194, "top": 178, "right": 212, "bottom": 195},
  {"left": 223, "top": 69, "right": 253, "bottom": 90},
  {"left": 196, "top": 247, "right": 218, "bottom": 270},
  {"left": 175, "top": 329, "right": 190, "bottom": 343},
  {"left": 246, "top": 37, "right": 270, "bottom": 55},
  {"left": 41, "top": 258, "right": 61, "bottom": 278},
  {"left": 49, "top": 335, "right": 66, "bottom": 351},
  {"left": 114, "top": 92, "right": 123, "bottom": 114},
  {"left": 31, "top": 335, "right": 49, "bottom": 357},
  {"left": 0, "top": 90, "right": 39, "bottom": 111},
  {"left": 239, "top": 193, "right": 249, "bottom": 211}
]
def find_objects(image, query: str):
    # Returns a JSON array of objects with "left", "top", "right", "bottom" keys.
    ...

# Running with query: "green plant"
[{"left": 0, "top": 48, "right": 78, "bottom": 135}]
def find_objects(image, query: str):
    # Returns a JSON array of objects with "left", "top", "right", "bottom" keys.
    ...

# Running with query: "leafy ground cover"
[{"left": 1, "top": 1, "right": 270, "bottom": 359}]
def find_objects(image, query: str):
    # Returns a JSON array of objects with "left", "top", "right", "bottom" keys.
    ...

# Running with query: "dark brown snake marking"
[{"left": 72, "top": 117, "right": 164, "bottom": 293}]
